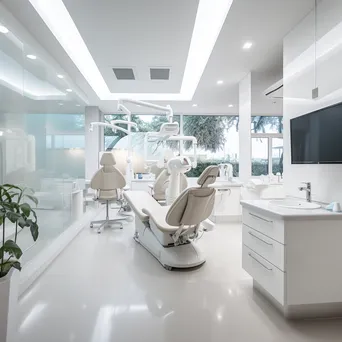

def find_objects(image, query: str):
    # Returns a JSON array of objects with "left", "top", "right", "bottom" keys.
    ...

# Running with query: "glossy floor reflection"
[{"left": 18, "top": 209, "right": 342, "bottom": 342}]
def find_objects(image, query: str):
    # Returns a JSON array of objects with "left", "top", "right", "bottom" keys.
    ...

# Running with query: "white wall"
[
  {"left": 239, "top": 73, "right": 252, "bottom": 182},
  {"left": 85, "top": 106, "right": 103, "bottom": 179},
  {"left": 283, "top": 0, "right": 342, "bottom": 203}
]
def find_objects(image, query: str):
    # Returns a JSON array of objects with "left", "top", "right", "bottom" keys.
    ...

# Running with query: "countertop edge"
[{"left": 240, "top": 200, "right": 342, "bottom": 220}]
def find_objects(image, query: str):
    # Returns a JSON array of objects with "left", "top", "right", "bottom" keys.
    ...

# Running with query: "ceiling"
[
  {"left": 0, "top": 1, "right": 88, "bottom": 114},
  {"left": 2, "top": 0, "right": 315, "bottom": 115}
]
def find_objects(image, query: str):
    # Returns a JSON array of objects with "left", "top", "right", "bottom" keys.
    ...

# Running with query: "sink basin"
[{"left": 269, "top": 199, "right": 321, "bottom": 209}]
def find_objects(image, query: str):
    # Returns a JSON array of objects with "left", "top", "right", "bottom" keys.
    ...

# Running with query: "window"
[
  {"left": 252, "top": 138, "right": 269, "bottom": 176},
  {"left": 104, "top": 114, "right": 180, "bottom": 170},
  {"left": 103, "top": 114, "right": 239, "bottom": 177},
  {"left": 251, "top": 116, "right": 283, "bottom": 176},
  {"left": 182, "top": 115, "right": 239, "bottom": 177},
  {"left": 251, "top": 116, "right": 283, "bottom": 133}
]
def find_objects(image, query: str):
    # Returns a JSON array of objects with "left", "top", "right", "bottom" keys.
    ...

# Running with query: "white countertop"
[
  {"left": 210, "top": 181, "right": 243, "bottom": 188},
  {"left": 241, "top": 199, "right": 342, "bottom": 220}
]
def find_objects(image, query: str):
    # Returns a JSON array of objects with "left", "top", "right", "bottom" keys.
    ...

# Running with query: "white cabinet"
[
  {"left": 242, "top": 245, "right": 285, "bottom": 305},
  {"left": 210, "top": 182, "right": 242, "bottom": 222},
  {"left": 241, "top": 203, "right": 342, "bottom": 319}
]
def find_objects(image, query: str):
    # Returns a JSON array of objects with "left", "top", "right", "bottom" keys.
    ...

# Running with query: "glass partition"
[{"left": 0, "top": 11, "right": 87, "bottom": 266}]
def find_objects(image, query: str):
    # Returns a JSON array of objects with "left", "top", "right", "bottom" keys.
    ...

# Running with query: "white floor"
[{"left": 18, "top": 209, "right": 342, "bottom": 342}]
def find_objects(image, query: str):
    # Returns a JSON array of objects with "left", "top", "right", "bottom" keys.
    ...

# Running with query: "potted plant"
[{"left": 0, "top": 184, "right": 39, "bottom": 342}]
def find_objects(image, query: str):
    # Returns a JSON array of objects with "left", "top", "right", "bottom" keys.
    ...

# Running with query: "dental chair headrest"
[
  {"left": 100, "top": 152, "right": 116, "bottom": 166},
  {"left": 197, "top": 165, "right": 219, "bottom": 187}
]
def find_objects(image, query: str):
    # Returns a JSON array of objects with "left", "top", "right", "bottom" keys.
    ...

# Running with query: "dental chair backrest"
[
  {"left": 90, "top": 152, "right": 126, "bottom": 200},
  {"left": 165, "top": 166, "right": 219, "bottom": 227},
  {"left": 153, "top": 169, "right": 188, "bottom": 201}
]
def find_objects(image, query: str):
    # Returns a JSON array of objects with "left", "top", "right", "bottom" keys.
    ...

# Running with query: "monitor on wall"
[{"left": 291, "top": 102, "right": 342, "bottom": 164}]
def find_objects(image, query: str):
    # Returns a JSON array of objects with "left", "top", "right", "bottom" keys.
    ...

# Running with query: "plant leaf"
[
  {"left": 18, "top": 216, "right": 26, "bottom": 228},
  {"left": 20, "top": 203, "right": 31, "bottom": 217},
  {"left": 0, "top": 240, "right": 23, "bottom": 259},
  {"left": 0, "top": 261, "right": 22, "bottom": 277},
  {"left": 10, "top": 261, "right": 21, "bottom": 271},
  {"left": 6, "top": 211, "right": 21, "bottom": 223},
  {"left": 30, "top": 222, "right": 39, "bottom": 241},
  {"left": 25, "top": 194, "right": 38, "bottom": 206}
]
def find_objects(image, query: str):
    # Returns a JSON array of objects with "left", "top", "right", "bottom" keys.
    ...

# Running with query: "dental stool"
[{"left": 90, "top": 152, "right": 131, "bottom": 233}]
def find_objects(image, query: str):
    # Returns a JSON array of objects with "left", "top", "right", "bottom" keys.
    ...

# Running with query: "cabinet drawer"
[
  {"left": 242, "top": 208, "right": 284, "bottom": 244},
  {"left": 243, "top": 225, "right": 285, "bottom": 271},
  {"left": 242, "top": 245, "right": 285, "bottom": 305}
]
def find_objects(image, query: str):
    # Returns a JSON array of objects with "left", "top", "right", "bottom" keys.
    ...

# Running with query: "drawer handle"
[
  {"left": 249, "top": 212, "right": 273, "bottom": 223},
  {"left": 248, "top": 252, "right": 273, "bottom": 271},
  {"left": 248, "top": 231, "right": 273, "bottom": 246}
]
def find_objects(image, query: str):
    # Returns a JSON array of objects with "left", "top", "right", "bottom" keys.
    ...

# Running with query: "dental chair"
[
  {"left": 90, "top": 152, "right": 131, "bottom": 233},
  {"left": 151, "top": 169, "right": 188, "bottom": 202},
  {"left": 124, "top": 165, "right": 219, "bottom": 270}
]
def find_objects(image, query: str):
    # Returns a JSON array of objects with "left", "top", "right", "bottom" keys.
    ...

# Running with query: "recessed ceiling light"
[
  {"left": 57, "top": 74, "right": 64, "bottom": 79},
  {"left": 26, "top": 54, "right": 37, "bottom": 60},
  {"left": 76, "top": 104, "right": 81, "bottom": 107},
  {"left": 29, "top": 0, "right": 233, "bottom": 101},
  {"left": 192, "top": 104, "right": 198, "bottom": 107},
  {"left": 217, "top": 80, "right": 223, "bottom": 85},
  {"left": 58, "top": 103, "right": 63, "bottom": 106},
  {"left": 242, "top": 41, "right": 253, "bottom": 50},
  {"left": 0, "top": 25, "right": 9, "bottom": 34},
  {"left": 66, "top": 88, "right": 72, "bottom": 92},
  {"left": 228, "top": 104, "right": 234, "bottom": 108}
]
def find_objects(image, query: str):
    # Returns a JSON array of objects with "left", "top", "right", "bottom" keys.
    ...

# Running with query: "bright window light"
[
  {"left": 242, "top": 41, "right": 253, "bottom": 50},
  {"left": 26, "top": 54, "right": 37, "bottom": 60},
  {"left": 0, "top": 25, "right": 9, "bottom": 34},
  {"left": 29, "top": 0, "right": 233, "bottom": 101}
]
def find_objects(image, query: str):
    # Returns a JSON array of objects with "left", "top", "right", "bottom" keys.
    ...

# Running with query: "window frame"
[{"left": 251, "top": 133, "right": 283, "bottom": 176}]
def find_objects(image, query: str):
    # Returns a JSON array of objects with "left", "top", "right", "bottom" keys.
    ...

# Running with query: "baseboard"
[{"left": 19, "top": 207, "right": 101, "bottom": 296}]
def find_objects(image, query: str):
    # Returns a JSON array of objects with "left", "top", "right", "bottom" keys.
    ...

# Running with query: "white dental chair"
[
  {"left": 90, "top": 152, "right": 130, "bottom": 233},
  {"left": 152, "top": 169, "right": 188, "bottom": 202},
  {"left": 124, "top": 165, "right": 219, "bottom": 270}
]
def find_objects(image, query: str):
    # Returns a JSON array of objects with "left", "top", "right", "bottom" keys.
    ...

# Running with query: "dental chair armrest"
[{"left": 142, "top": 206, "right": 179, "bottom": 233}]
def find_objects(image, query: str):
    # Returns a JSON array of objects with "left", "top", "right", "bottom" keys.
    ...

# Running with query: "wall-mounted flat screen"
[{"left": 291, "top": 102, "right": 342, "bottom": 164}]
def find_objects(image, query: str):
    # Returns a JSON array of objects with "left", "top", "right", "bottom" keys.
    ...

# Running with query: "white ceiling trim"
[{"left": 28, "top": 0, "right": 233, "bottom": 101}]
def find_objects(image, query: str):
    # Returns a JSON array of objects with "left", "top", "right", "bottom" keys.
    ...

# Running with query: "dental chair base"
[
  {"left": 133, "top": 217, "right": 205, "bottom": 270},
  {"left": 90, "top": 199, "right": 131, "bottom": 234}
]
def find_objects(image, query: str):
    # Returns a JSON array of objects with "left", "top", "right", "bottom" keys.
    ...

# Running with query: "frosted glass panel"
[{"left": 0, "top": 9, "right": 88, "bottom": 266}]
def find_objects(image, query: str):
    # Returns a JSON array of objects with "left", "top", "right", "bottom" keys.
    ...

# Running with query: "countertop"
[
  {"left": 240, "top": 199, "right": 342, "bottom": 220},
  {"left": 210, "top": 181, "right": 243, "bottom": 188}
]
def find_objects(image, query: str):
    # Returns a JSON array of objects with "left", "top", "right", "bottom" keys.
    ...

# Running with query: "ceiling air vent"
[
  {"left": 112, "top": 68, "right": 135, "bottom": 80},
  {"left": 150, "top": 68, "right": 170, "bottom": 80}
]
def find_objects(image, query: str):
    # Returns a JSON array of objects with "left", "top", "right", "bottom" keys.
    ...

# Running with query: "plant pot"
[{"left": 0, "top": 268, "right": 19, "bottom": 342}]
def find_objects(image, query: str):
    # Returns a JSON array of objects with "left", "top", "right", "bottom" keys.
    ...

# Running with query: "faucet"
[{"left": 298, "top": 182, "right": 311, "bottom": 202}]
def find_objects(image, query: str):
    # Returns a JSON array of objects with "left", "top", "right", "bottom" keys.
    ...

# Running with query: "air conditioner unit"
[{"left": 264, "top": 79, "right": 283, "bottom": 98}]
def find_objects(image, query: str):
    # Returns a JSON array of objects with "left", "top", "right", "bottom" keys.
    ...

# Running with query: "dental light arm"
[
  {"left": 89, "top": 122, "right": 137, "bottom": 135},
  {"left": 118, "top": 99, "right": 173, "bottom": 122}
]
